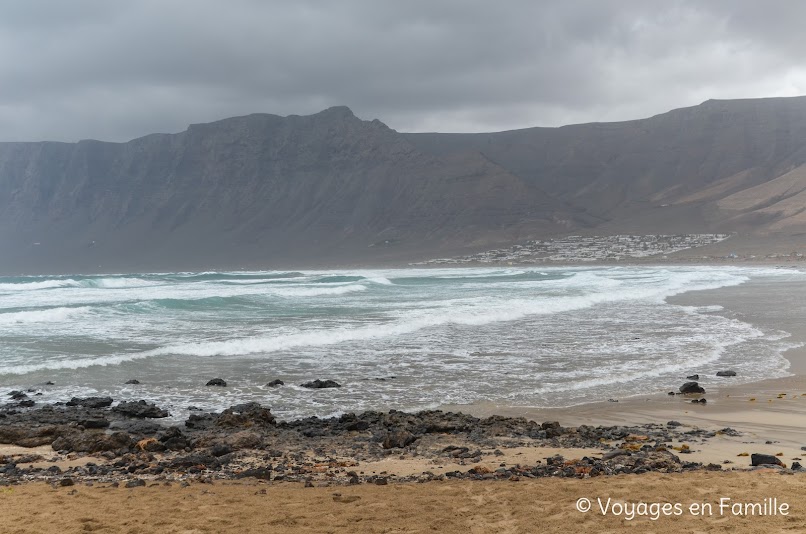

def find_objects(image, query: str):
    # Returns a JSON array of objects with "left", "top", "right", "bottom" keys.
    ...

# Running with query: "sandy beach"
[
  {"left": 3, "top": 472, "right": 806, "bottom": 533},
  {"left": 3, "top": 269, "right": 806, "bottom": 533}
]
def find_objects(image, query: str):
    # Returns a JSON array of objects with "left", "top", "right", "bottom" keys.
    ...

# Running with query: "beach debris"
[
  {"left": 266, "top": 379, "right": 284, "bottom": 387},
  {"left": 205, "top": 378, "right": 227, "bottom": 387},
  {"left": 300, "top": 379, "right": 341, "bottom": 389},
  {"left": 667, "top": 391, "right": 675, "bottom": 395},
  {"left": 750, "top": 453, "right": 785, "bottom": 468},
  {"left": 749, "top": 398, "right": 756, "bottom": 402},
  {"left": 737, "top": 452, "right": 749, "bottom": 457},
  {"left": 716, "top": 370, "right": 737, "bottom": 377},
  {"left": 686, "top": 374, "right": 699, "bottom": 380},
  {"left": 679, "top": 382, "right": 705, "bottom": 394}
]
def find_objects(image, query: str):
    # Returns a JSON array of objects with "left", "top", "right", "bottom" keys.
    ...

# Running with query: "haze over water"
[{"left": 0, "top": 266, "right": 801, "bottom": 421}]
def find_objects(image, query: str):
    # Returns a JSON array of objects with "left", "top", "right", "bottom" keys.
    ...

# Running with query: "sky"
[{"left": 2, "top": 0, "right": 805, "bottom": 142}]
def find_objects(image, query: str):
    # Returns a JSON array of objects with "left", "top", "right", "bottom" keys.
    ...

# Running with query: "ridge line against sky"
[{"left": 2, "top": 0, "right": 806, "bottom": 142}]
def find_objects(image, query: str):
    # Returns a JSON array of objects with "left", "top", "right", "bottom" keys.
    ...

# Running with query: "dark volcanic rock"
[
  {"left": 112, "top": 400, "right": 169, "bottom": 419},
  {"left": 170, "top": 453, "right": 220, "bottom": 469},
  {"left": 185, "top": 412, "right": 218, "bottom": 430},
  {"left": 300, "top": 379, "right": 341, "bottom": 389},
  {"left": 215, "top": 402, "right": 276, "bottom": 428},
  {"left": 66, "top": 397, "right": 114, "bottom": 409},
  {"left": 716, "top": 370, "right": 737, "bottom": 377},
  {"left": 52, "top": 431, "right": 133, "bottom": 453},
  {"left": 206, "top": 378, "right": 227, "bottom": 387},
  {"left": 751, "top": 453, "right": 785, "bottom": 467},
  {"left": 124, "top": 379, "right": 141, "bottom": 385},
  {"left": 679, "top": 382, "right": 705, "bottom": 394},
  {"left": 266, "top": 379, "right": 284, "bottom": 387},
  {"left": 381, "top": 429, "right": 417, "bottom": 449},
  {"left": 686, "top": 374, "right": 699, "bottom": 380},
  {"left": 78, "top": 418, "right": 110, "bottom": 429}
]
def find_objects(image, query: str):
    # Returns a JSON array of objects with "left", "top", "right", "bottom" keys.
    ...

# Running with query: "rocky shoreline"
[{"left": 0, "top": 388, "right": 799, "bottom": 488}]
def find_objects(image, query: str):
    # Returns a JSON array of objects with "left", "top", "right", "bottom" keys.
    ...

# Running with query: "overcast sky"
[{"left": 2, "top": 0, "right": 805, "bottom": 142}]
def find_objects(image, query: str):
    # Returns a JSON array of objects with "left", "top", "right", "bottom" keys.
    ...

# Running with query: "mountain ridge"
[{"left": 3, "top": 97, "right": 806, "bottom": 273}]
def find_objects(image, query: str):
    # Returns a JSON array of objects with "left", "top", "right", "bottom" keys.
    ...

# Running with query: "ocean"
[{"left": 0, "top": 266, "right": 801, "bottom": 421}]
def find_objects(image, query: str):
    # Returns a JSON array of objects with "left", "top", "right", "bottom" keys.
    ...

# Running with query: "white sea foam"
[
  {"left": 0, "top": 279, "right": 80, "bottom": 291},
  {"left": 1, "top": 265, "right": 803, "bottom": 423},
  {"left": 269, "top": 284, "right": 368, "bottom": 297},
  {"left": 80, "top": 277, "right": 158, "bottom": 289},
  {"left": 138, "top": 268, "right": 754, "bottom": 359},
  {"left": 0, "top": 306, "right": 92, "bottom": 325}
]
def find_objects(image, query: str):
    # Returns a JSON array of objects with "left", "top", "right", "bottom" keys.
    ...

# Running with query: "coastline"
[
  {"left": 442, "top": 270, "right": 806, "bottom": 467},
  {"left": 4, "top": 265, "right": 806, "bottom": 532}
]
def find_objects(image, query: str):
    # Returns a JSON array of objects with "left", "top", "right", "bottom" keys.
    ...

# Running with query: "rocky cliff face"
[
  {"left": 3, "top": 97, "right": 806, "bottom": 273},
  {"left": 0, "top": 107, "right": 580, "bottom": 273},
  {"left": 407, "top": 96, "right": 806, "bottom": 233}
]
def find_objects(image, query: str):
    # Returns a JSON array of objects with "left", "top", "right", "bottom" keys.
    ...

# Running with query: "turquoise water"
[{"left": 0, "top": 266, "right": 801, "bottom": 420}]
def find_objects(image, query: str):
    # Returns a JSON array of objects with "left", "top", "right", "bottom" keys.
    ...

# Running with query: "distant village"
[{"left": 411, "top": 234, "right": 736, "bottom": 265}]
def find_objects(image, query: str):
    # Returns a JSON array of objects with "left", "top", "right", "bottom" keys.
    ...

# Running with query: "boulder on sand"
[
  {"left": 751, "top": 453, "right": 784, "bottom": 467},
  {"left": 679, "top": 382, "right": 705, "bottom": 394},
  {"left": 716, "top": 370, "right": 737, "bottom": 377}
]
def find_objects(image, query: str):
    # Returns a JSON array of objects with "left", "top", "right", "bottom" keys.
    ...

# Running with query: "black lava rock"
[
  {"left": 112, "top": 400, "right": 169, "bottom": 418},
  {"left": 751, "top": 453, "right": 784, "bottom": 467},
  {"left": 66, "top": 397, "right": 114, "bottom": 409},
  {"left": 679, "top": 382, "right": 705, "bottom": 394},
  {"left": 206, "top": 378, "right": 227, "bottom": 387},
  {"left": 300, "top": 379, "right": 341, "bottom": 389},
  {"left": 266, "top": 379, "right": 284, "bottom": 387},
  {"left": 125, "top": 379, "right": 141, "bottom": 385},
  {"left": 716, "top": 370, "right": 737, "bottom": 377}
]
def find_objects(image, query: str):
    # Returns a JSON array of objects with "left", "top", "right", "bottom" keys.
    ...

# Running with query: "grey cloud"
[{"left": 0, "top": 0, "right": 804, "bottom": 141}]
